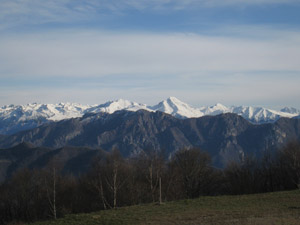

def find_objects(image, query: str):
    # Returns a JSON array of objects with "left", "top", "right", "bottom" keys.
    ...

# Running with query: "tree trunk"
[
  {"left": 99, "top": 178, "right": 107, "bottom": 210},
  {"left": 113, "top": 163, "right": 118, "bottom": 209},
  {"left": 53, "top": 167, "right": 57, "bottom": 220},
  {"left": 149, "top": 164, "right": 155, "bottom": 203},
  {"left": 159, "top": 177, "right": 162, "bottom": 205}
]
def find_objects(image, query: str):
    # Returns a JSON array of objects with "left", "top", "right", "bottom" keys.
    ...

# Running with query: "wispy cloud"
[
  {"left": 1, "top": 0, "right": 299, "bottom": 108},
  {"left": 0, "top": 0, "right": 94, "bottom": 30},
  {"left": 0, "top": 26, "right": 299, "bottom": 108},
  {"left": 0, "top": 71, "right": 299, "bottom": 109},
  {"left": 1, "top": 28, "right": 299, "bottom": 78},
  {"left": 1, "top": 0, "right": 298, "bottom": 30}
]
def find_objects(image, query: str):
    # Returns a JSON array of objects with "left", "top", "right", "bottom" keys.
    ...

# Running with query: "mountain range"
[
  {"left": 1, "top": 109, "right": 300, "bottom": 170},
  {"left": 1, "top": 97, "right": 299, "bottom": 135},
  {"left": 1, "top": 97, "right": 300, "bottom": 182}
]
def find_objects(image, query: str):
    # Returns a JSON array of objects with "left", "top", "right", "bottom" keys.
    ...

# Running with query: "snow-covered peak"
[
  {"left": 213, "top": 103, "right": 228, "bottom": 111},
  {"left": 0, "top": 103, "right": 91, "bottom": 135},
  {"left": 0, "top": 102, "right": 90, "bottom": 122},
  {"left": 167, "top": 96, "right": 185, "bottom": 104},
  {"left": 231, "top": 106, "right": 298, "bottom": 123},
  {"left": 87, "top": 99, "right": 149, "bottom": 114},
  {"left": 199, "top": 103, "right": 230, "bottom": 116},
  {"left": 150, "top": 97, "right": 204, "bottom": 118},
  {"left": 1, "top": 98, "right": 299, "bottom": 135},
  {"left": 280, "top": 107, "right": 300, "bottom": 115}
]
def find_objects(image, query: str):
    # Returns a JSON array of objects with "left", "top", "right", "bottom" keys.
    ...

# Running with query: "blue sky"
[{"left": 1, "top": 0, "right": 300, "bottom": 109}]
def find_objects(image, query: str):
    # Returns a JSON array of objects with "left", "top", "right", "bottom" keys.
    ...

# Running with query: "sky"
[{"left": 1, "top": 0, "right": 300, "bottom": 109}]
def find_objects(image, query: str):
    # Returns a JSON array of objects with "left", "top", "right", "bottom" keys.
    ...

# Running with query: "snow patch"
[{"left": 1, "top": 98, "right": 299, "bottom": 135}]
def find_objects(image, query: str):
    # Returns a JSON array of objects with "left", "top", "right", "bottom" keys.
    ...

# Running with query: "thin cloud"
[
  {"left": 1, "top": 72, "right": 299, "bottom": 109},
  {"left": 0, "top": 0, "right": 298, "bottom": 30},
  {"left": 1, "top": 1, "right": 299, "bottom": 108},
  {"left": 1, "top": 27, "right": 299, "bottom": 108},
  {"left": 0, "top": 28, "right": 299, "bottom": 78}
]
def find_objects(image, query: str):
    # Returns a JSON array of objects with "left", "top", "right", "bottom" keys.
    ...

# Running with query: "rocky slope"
[
  {"left": 1, "top": 97, "right": 298, "bottom": 135},
  {"left": 1, "top": 110, "right": 299, "bottom": 168}
]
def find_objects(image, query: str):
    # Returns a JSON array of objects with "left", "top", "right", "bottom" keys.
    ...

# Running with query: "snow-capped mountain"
[
  {"left": 280, "top": 107, "right": 300, "bottom": 115},
  {"left": 154, "top": 99, "right": 298, "bottom": 123},
  {"left": 0, "top": 97, "right": 299, "bottom": 135},
  {"left": 88, "top": 99, "right": 149, "bottom": 114},
  {"left": 150, "top": 97, "right": 204, "bottom": 118},
  {"left": 199, "top": 103, "right": 230, "bottom": 116},
  {"left": 230, "top": 106, "right": 297, "bottom": 123},
  {"left": 0, "top": 102, "right": 89, "bottom": 121},
  {"left": 0, "top": 103, "right": 90, "bottom": 135}
]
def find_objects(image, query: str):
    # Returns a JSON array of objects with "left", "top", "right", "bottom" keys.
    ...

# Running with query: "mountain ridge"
[
  {"left": 1, "top": 110, "right": 299, "bottom": 169},
  {"left": 1, "top": 97, "right": 299, "bottom": 135}
]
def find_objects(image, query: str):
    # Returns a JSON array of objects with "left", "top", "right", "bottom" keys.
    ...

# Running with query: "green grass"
[{"left": 29, "top": 190, "right": 300, "bottom": 225}]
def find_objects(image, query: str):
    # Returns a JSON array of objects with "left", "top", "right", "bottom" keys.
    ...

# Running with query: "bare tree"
[
  {"left": 87, "top": 156, "right": 111, "bottom": 210},
  {"left": 170, "top": 148, "right": 212, "bottom": 198},
  {"left": 44, "top": 158, "right": 63, "bottom": 219},
  {"left": 103, "top": 149, "right": 129, "bottom": 209},
  {"left": 224, "top": 155, "right": 261, "bottom": 194},
  {"left": 279, "top": 142, "right": 300, "bottom": 189},
  {"left": 133, "top": 150, "right": 165, "bottom": 203},
  {"left": 259, "top": 151, "right": 278, "bottom": 192}
]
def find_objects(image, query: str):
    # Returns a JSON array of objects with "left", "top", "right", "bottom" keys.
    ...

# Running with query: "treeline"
[{"left": 0, "top": 143, "right": 300, "bottom": 224}]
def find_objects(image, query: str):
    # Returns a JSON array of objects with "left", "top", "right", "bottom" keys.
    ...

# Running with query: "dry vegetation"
[
  {"left": 29, "top": 190, "right": 300, "bottom": 225},
  {"left": 2, "top": 144, "right": 300, "bottom": 224}
]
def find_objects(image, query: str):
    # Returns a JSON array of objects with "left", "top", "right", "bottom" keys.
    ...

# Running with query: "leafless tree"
[
  {"left": 44, "top": 158, "right": 63, "bottom": 219},
  {"left": 169, "top": 148, "right": 212, "bottom": 198},
  {"left": 103, "top": 149, "right": 129, "bottom": 209},
  {"left": 133, "top": 150, "right": 165, "bottom": 203},
  {"left": 279, "top": 142, "right": 300, "bottom": 189},
  {"left": 87, "top": 155, "right": 111, "bottom": 209}
]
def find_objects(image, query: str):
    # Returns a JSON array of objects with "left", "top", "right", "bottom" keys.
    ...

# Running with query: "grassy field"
[{"left": 29, "top": 190, "right": 300, "bottom": 225}]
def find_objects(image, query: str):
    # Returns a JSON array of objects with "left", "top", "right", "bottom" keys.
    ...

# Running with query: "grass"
[{"left": 29, "top": 190, "right": 300, "bottom": 225}]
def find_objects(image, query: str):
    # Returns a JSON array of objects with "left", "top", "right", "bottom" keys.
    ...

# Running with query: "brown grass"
[{"left": 29, "top": 190, "right": 300, "bottom": 225}]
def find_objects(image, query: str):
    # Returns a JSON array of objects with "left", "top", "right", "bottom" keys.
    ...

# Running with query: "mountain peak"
[
  {"left": 215, "top": 103, "right": 225, "bottom": 107},
  {"left": 110, "top": 99, "right": 133, "bottom": 107},
  {"left": 87, "top": 99, "right": 148, "bottom": 114},
  {"left": 166, "top": 96, "right": 182, "bottom": 103},
  {"left": 1, "top": 98, "right": 300, "bottom": 135},
  {"left": 280, "top": 107, "right": 300, "bottom": 115},
  {"left": 211, "top": 103, "right": 229, "bottom": 112},
  {"left": 151, "top": 97, "right": 203, "bottom": 118}
]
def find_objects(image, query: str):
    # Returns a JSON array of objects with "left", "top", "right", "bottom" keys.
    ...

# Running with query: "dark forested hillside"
[
  {"left": 0, "top": 143, "right": 105, "bottom": 182},
  {"left": 0, "top": 110, "right": 300, "bottom": 168}
]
